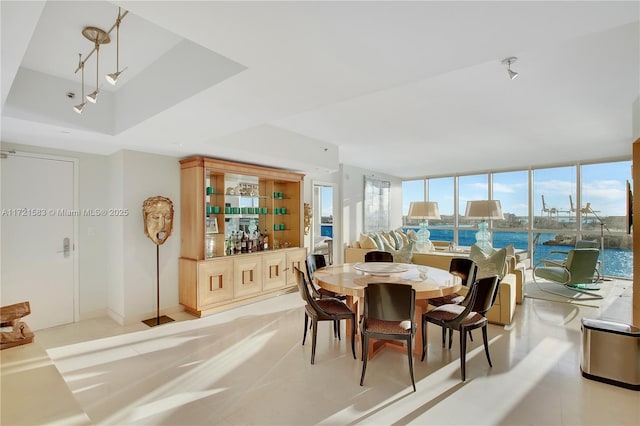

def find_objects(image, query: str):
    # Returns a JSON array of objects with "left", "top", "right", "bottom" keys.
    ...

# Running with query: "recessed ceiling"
[{"left": 1, "top": 1, "right": 638, "bottom": 178}]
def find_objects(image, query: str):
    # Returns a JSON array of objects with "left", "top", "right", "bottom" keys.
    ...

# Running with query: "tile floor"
[{"left": 2, "top": 278, "right": 639, "bottom": 425}]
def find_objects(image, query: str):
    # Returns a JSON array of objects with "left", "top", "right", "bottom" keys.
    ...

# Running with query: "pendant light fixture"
[
  {"left": 105, "top": 8, "right": 125, "bottom": 85},
  {"left": 72, "top": 7, "right": 129, "bottom": 114},
  {"left": 83, "top": 26, "right": 109, "bottom": 104},
  {"left": 73, "top": 54, "right": 87, "bottom": 114},
  {"left": 501, "top": 57, "right": 519, "bottom": 80}
]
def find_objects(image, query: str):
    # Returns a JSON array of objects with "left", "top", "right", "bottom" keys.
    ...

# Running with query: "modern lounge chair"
[
  {"left": 533, "top": 248, "right": 602, "bottom": 299},
  {"left": 539, "top": 240, "right": 601, "bottom": 280}
]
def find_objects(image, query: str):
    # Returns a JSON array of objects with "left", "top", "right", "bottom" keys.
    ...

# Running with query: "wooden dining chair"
[
  {"left": 306, "top": 254, "right": 346, "bottom": 300},
  {"left": 364, "top": 250, "right": 394, "bottom": 262},
  {"left": 305, "top": 254, "right": 345, "bottom": 339},
  {"left": 360, "top": 282, "right": 416, "bottom": 391},
  {"left": 421, "top": 275, "right": 500, "bottom": 381},
  {"left": 294, "top": 267, "right": 356, "bottom": 364},
  {"left": 428, "top": 258, "right": 478, "bottom": 307}
]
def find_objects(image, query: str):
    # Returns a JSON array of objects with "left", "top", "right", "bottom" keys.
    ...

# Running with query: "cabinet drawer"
[
  {"left": 234, "top": 255, "right": 263, "bottom": 298},
  {"left": 198, "top": 259, "right": 234, "bottom": 307},
  {"left": 262, "top": 252, "right": 287, "bottom": 291},
  {"left": 286, "top": 248, "right": 307, "bottom": 285}
]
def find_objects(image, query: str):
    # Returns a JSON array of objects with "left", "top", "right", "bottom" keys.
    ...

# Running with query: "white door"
[{"left": 1, "top": 153, "right": 77, "bottom": 330}]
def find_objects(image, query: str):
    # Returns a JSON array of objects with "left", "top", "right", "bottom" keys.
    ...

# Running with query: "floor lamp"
[
  {"left": 587, "top": 205, "right": 609, "bottom": 280},
  {"left": 465, "top": 200, "right": 504, "bottom": 252},
  {"left": 408, "top": 201, "right": 440, "bottom": 253}
]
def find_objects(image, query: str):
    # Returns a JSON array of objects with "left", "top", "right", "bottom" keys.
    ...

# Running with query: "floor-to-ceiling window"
[
  {"left": 579, "top": 161, "right": 632, "bottom": 278},
  {"left": 493, "top": 170, "right": 529, "bottom": 252},
  {"left": 458, "top": 174, "right": 489, "bottom": 246},
  {"left": 401, "top": 159, "right": 632, "bottom": 278}
]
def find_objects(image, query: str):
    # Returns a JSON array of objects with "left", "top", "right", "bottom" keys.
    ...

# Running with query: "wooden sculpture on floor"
[
  {"left": 1, "top": 301, "right": 35, "bottom": 350},
  {"left": 142, "top": 196, "right": 175, "bottom": 327}
]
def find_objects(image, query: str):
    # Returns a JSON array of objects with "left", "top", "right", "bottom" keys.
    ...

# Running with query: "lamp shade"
[
  {"left": 465, "top": 200, "right": 504, "bottom": 220},
  {"left": 408, "top": 201, "right": 441, "bottom": 220}
]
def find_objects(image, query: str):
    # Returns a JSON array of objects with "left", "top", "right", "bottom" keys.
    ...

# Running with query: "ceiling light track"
[{"left": 73, "top": 7, "right": 128, "bottom": 114}]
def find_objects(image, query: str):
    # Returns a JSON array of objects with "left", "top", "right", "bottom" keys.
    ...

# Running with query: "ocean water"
[
  {"left": 431, "top": 228, "right": 632, "bottom": 279},
  {"left": 321, "top": 224, "right": 632, "bottom": 279}
]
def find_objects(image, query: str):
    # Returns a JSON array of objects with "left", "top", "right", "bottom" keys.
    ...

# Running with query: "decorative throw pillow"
[
  {"left": 469, "top": 244, "right": 507, "bottom": 278},
  {"left": 369, "top": 233, "right": 385, "bottom": 250},
  {"left": 359, "top": 233, "right": 378, "bottom": 249},
  {"left": 395, "top": 240, "right": 415, "bottom": 263},
  {"left": 380, "top": 232, "right": 395, "bottom": 248},
  {"left": 389, "top": 230, "right": 403, "bottom": 250},
  {"left": 382, "top": 239, "right": 415, "bottom": 264},
  {"left": 406, "top": 229, "right": 418, "bottom": 243},
  {"left": 395, "top": 228, "right": 409, "bottom": 246}
]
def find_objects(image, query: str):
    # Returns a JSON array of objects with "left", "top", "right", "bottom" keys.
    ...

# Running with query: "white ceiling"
[{"left": 2, "top": 1, "right": 639, "bottom": 178}]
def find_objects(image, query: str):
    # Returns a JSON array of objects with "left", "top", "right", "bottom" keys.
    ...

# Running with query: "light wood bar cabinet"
[{"left": 179, "top": 156, "right": 306, "bottom": 317}]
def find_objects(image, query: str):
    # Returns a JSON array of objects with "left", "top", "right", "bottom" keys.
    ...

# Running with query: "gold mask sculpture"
[{"left": 142, "top": 196, "right": 174, "bottom": 245}]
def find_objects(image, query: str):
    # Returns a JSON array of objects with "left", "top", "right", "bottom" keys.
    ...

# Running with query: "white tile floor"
[{"left": 2, "top": 278, "right": 639, "bottom": 425}]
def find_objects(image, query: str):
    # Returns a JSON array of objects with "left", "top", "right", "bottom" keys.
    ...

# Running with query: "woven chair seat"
[
  {"left": 315, "top": 298, "right": 354, "bottom": 315},
  {"left": 364, "top": 318, "right": 412, "bottom": 334},
  {"left": 429, "top": 294, "right": 465, "bottom": 306}
]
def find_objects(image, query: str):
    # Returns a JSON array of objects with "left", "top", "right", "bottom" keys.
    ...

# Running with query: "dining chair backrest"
[
  {"left": 364, "top": 251, "right": 394, "bottom": 263},
  {"left": 469, "top": 275, "right": 501, "bottom": 316},
  {"left": 363, "top": 282, "right": 415, "bottom": 323},
  {"left": 306, "top": 254, "right": 326, "bottom": 282},
  {"left": 449, "top": 258, "right": 478, "bottom": 289},
  {"left": 295, "top": 267, "right": 335, "bottom": 316}
]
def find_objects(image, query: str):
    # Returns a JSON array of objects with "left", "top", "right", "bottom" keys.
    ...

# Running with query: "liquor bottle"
[
  {"left": 234, "top": 231, "right": 241, "bottom": 254},
  {"left": 241, "top": 231, "right": 247, "bottom": 253},
  {"left": 263, "top": 232, "right": 269, "bottom": 250},
  {"left": 257, "top": 232, "right": 263, "bottom": 251},
  {"left": 226, "top": 234, "right": 233, "bottom": 255}
]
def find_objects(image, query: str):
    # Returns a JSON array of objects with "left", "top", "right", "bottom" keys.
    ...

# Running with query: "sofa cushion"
[{"left": 469, "top": 245, "right": 507, "bottom": 279}]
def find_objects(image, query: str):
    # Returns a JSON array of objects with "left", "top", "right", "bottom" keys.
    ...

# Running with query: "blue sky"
[{"left": 403, "top": 160, "right": 631, "bottom": 218}]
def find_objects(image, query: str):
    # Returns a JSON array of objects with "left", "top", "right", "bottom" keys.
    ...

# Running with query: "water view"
[{"left": 429, "top": 228, "right": 632, "bottom": 279}]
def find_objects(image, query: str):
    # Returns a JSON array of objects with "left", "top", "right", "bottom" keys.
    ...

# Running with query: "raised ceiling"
[{"left": 2, "top": 1, "right": 638, "bottom": 178}]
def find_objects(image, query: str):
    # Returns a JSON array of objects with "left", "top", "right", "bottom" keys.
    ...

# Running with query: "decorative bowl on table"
[{"left": 353, "top": 262, "right": 409, "bottom": 276}]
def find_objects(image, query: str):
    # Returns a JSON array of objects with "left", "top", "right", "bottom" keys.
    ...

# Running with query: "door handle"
[{"left": 56, "top": 237, "right": 71, "bottom": 258}]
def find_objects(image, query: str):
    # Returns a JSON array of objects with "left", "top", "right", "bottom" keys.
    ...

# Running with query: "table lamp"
[
  {"left": 408, "top": 201, "right": 440, "bottom": 252},
  {"left": 465, "top": 200, "right": 504, "bottom": 252}
]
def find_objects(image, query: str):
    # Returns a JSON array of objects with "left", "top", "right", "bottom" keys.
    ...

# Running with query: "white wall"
[
  {"left": 110, "top": 150, "right": 181, "bottom": 324},
  {"left": 338, "top": 164, "right": 402, "bottom": 263},
  {"left": 633, "top": 96, "right": 639, "bottom": 141}
]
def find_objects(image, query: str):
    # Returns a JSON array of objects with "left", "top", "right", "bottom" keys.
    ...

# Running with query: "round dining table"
[{"left": 313, "top": 262, "right": 461, "bottom": 359}]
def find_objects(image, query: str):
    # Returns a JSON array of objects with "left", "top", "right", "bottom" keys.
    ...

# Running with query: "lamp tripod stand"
[{"left": 587, "top": 207, "right": 610, "bottom": 282}]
